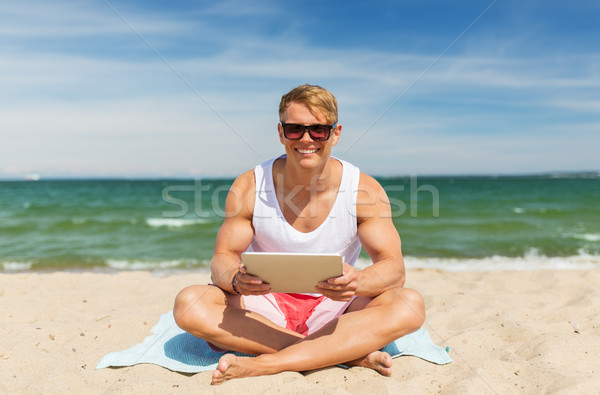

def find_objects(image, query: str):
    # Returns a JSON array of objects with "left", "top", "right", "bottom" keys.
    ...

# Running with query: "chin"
[{"left": 299, "top": 155, "right": 329, "bottom": 170}]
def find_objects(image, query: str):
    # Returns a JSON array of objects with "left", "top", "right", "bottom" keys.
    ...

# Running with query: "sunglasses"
[{"left": 280, "top": 123, "right": 336, "bottom": 141}]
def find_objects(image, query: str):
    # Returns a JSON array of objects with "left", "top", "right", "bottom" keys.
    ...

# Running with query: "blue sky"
[{"left": 1, "top": 0, "right": 599, "bottom": 178}]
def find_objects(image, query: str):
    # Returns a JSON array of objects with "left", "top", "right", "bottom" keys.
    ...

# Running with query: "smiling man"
[{"left": 173, "top": 84, "right": 425, "bottom": 384}]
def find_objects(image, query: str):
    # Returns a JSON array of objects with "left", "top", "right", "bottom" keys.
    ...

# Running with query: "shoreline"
[
  {"left": 3, "top": 252, "right": 600, "bottom": 274},
  {"left": 2, "top": 267, "right": 600, "bottom": 393}
]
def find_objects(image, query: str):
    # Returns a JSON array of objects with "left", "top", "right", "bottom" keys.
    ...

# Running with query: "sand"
[{"left": 1, "top": 268, "right": 599, "bottom": 394}]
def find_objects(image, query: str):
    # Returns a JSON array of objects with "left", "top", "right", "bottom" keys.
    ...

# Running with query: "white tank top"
[{"left": 248, "top": 155, "right": 363, "bottom": 266}]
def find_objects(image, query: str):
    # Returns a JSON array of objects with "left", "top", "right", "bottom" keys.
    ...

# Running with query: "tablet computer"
[{"left": 241, "top": 252, "right": 343, "bottom": 293}]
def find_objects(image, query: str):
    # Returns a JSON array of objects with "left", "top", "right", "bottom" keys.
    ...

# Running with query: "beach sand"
[{"left": 2, "top": 268, "right": 599, "bottom": 394}]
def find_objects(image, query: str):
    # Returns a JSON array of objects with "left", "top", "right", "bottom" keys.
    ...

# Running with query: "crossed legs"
[{"left": 173, "top": 285, "right": 425, "bottom": 384}]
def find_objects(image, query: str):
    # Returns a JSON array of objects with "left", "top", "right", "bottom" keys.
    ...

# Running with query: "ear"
[
  {"left": 330, "top": 124, "right": 342, "bottom": 146},
  {"left": 277, "top": 123, "right": 285, "bottom": 144}
]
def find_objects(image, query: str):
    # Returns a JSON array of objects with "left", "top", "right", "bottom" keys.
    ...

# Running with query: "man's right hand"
[{"left": 234, "top": 265, "right": 271, "bottom": 295}]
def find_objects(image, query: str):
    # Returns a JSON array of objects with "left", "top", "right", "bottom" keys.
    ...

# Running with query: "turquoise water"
[{"left": 1, "top": 175, "right": 599, "bottom": 271}]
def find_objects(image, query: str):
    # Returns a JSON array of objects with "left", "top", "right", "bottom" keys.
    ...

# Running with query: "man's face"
[{"left": 278, "top": 102, "right": 341, "bottom": 169}]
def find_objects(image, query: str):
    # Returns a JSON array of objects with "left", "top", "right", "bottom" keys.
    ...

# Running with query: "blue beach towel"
[{"left": 96, "top": 311, "right": 452, "bottom": 373}]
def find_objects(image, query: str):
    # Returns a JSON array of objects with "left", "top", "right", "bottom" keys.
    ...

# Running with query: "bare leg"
[
  {"left": 339, "top": 294, "right": 394, "bottom": 376},
  {"left": 175, "top": 285, "right": 394, "bottom": 376},
  {"left": 174, "top": 285, "right": 303, "bottom": 354},
  {"left": 211, "top": 288, "right": 425, "bottom": 384}
]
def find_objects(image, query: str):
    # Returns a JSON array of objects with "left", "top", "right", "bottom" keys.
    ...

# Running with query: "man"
[{"left": 174, "top": 84, "right": 425, "bottom": 384}]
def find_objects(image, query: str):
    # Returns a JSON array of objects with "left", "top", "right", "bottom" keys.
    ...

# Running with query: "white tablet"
[{"left": 241, "top": 252, "right": 343, "bottom": 293}]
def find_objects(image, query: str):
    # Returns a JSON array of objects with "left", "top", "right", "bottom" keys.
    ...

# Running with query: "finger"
[
  {"left": 326, "top": 276, "right": 348, "bottom": 285},
  {"left": 319, "top": 280, "right": 351, "bottom": 290},
  {"left": 317, "top": 290, "right": 353, "bottom": 301},
  {"left": 317, "top": 281, "right": 337, "bottom": 290},
  {"left": 327, "top": 270, "right": 356, "bottom": 285},
  {"left": 238, "top": 272, "right": 264, "bottom": 285},
  {"left": 316, "top": 284, "right": 353, "bottom": 295},
  {"left": 239, "top": 282, "right": 270, "bottom": 293}
]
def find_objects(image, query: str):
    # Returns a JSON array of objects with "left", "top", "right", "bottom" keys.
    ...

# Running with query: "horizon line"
[{"left": 1, "top": 170, "right": 599, "bottom": 182}]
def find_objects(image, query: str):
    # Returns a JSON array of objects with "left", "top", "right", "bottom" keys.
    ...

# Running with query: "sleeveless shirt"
[{"left": 248, "top": 155, "right": 362, "bottom": 266}]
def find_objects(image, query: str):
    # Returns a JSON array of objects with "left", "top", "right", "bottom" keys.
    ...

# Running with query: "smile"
[{"left": 296, "top": 148, "right": 319, "bottom": 154}]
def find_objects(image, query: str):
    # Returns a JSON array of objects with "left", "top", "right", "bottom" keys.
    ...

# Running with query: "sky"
[{"left": 1, "top": 0, "right": 599, "bottom": 179}]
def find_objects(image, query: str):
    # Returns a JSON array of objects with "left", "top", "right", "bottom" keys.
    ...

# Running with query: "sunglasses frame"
[{"left": 280, "top": 122, "right": 337, "bottom": 141}]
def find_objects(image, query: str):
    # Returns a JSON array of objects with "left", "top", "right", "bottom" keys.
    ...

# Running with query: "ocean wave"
[
  {"left": 67, "top": 217, "right": 139, "bottom": 226},
  {"left": 351, "top": 249, "right": 600, "bottom": 272},
  {"left": 105, "top": 259, "right": 207, "bottom": 270},
  {"left": 565, "top": 233, "right": 600, "bottom": 242},
  {"left": 145, "top": 218, "right": 211, "bottom": 228},
  {"left": 332, "top": 250, "right": 600, "bottom": 272},
  {"left": 511, "top": 207, "right": 555, "bottom": 215},
  {"left": 402, "top": 250, "right": 600, "bottom": 272},
  {"left": 2, "top": 261, "right": 33, "bottom": 271}
]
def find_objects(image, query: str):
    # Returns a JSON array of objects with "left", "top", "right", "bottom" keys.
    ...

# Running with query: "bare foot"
[
  {"left": 211, "top": 354, "right": 260, "bottom": 385},
  {"left": 349, "top": 351, "right": 393, "bottom": 376}
]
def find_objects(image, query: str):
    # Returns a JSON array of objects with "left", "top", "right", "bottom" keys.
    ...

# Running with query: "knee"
[
  {"left": 173, "top": 285, "right": 212, "bottom": 332},
  {"left": 389, "top": 288, "right": 426, "bottom": 335}
]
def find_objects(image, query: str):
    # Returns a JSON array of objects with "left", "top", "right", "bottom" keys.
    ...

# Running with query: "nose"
[{"left": 299, "top": 127, "right": 315, "bottom": 142}]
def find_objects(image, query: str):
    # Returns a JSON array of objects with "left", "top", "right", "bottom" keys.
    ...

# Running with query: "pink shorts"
[
  {"left": 207, "top": 292, "right": 355, "bottom": 353},
  {"left": 244, "top": 293, "right": 356, "bottom": 336}
]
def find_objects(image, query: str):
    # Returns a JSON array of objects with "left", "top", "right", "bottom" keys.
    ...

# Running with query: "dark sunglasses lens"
[
  {"left": 308, "top": 125, "right": 330, "bottom": 141},
  {"left": 283, "top": 124, "right": 305, "bottom": 140}
]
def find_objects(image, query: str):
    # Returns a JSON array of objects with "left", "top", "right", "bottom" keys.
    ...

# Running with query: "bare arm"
[
  {"left": 210, "top": 170, "right": 260, "bottom": 293},
  {"left": 318, "top": 173, "right": 405, "bottom": 300},
  {"left": 355, "top": 174, "right": 405, "bottom": 295}
]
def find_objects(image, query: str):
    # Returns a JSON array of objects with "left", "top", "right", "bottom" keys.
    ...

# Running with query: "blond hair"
[{"left": 279, "top": 84, "right": 338, "bottom": 124}]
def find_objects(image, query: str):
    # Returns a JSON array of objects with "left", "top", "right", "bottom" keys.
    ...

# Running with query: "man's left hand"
[{"left": 316, "top": 263, "right": 358, "bottom": 301}]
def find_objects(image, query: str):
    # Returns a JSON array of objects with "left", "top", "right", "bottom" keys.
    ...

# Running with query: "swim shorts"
[
  {"left": 207, "top": 292, "right": 355, "bottom": 353},
  {"left": 244, "top": 292, "right": 356, "bottom": 336}
]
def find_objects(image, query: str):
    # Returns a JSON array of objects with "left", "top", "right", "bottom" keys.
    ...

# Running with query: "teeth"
[{"left": 298, "top": 149, "right": 318, "bottom": 154}]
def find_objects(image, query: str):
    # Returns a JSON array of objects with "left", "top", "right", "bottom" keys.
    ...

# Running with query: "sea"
[{"left": 1, "top": 173, "right": 599, "bottom": 273}]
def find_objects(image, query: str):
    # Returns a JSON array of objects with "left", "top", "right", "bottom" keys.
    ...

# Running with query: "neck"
[{"left": 283, "top": 157, "right": 332, "bottom": 188}]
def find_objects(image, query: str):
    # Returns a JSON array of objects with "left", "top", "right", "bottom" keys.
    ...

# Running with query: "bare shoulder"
[
  {"left": 356, "top": 172, "right": 391, "bottom": 222},
  {"left": 226, "top": 169, "right": 256, "bottom": 219},
  {"left": 231, "top": 169, "right": 255, "bottom": 191},
  {"left": 357, "top": 173, "right": 389, "bottom": 204}
]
